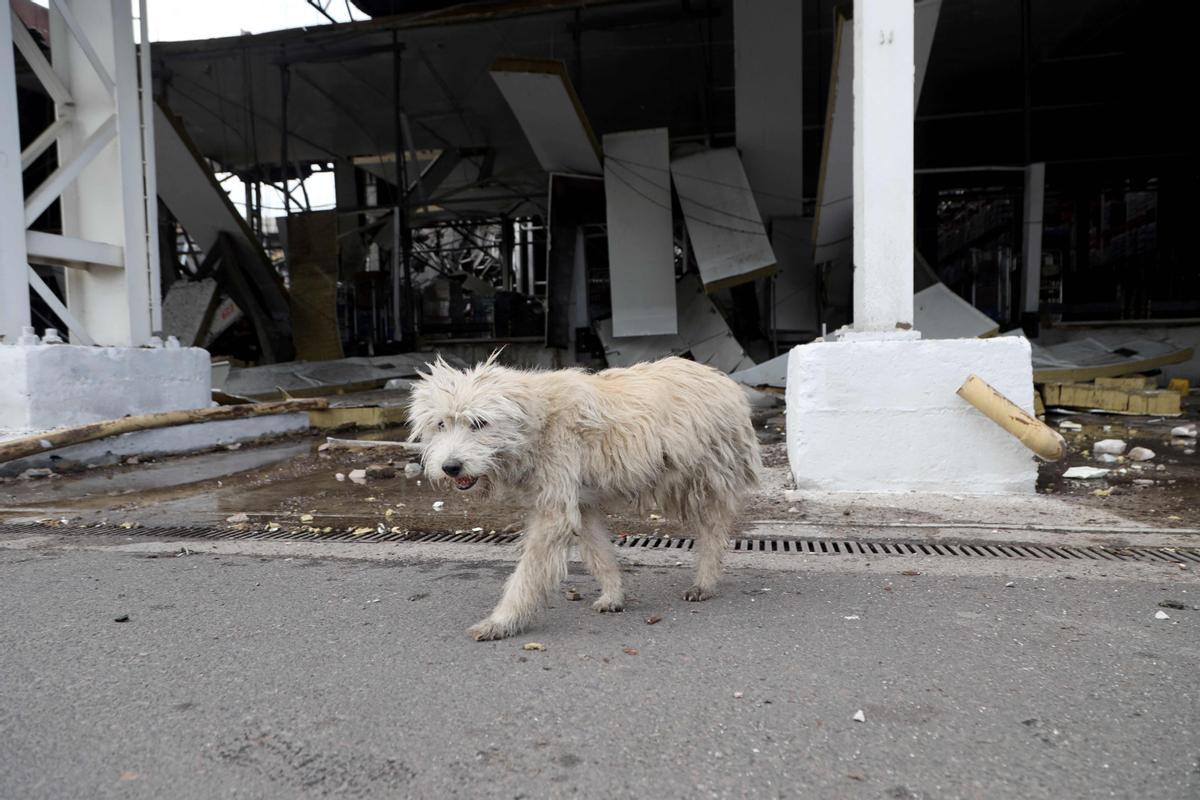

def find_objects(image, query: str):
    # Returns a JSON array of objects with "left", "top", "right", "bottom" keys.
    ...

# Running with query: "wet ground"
[
  {"left": 1, "top": 404, "right": 1197, "bottom": 535},
  {"left": 1039, "top": 411, "right": 1200, "bottom": 525}
]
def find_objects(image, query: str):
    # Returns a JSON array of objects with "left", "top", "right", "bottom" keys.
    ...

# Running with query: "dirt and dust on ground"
[
  {"left": 1037, "top": 411, "right": 1199, "bottom": 525},
  {"left": 1, "top": 397, "right": 1197, "bottom": 536}
]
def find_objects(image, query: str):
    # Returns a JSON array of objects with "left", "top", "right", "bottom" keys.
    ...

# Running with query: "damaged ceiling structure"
[
  {"left": 146, "top": 0, "right": 794, "bottom": 370},
  {"left": 11, "top": 0, "right": 1196, "bottom": 386}
]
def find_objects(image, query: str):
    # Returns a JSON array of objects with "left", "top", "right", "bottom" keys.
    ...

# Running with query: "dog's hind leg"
[
  {"left": 576, "top": 511, "right": 624, "bottom": 612},
  {"left": 685, "top": 505, "right": 734, "bottom": 602},
  {"left": 467, "top": 512, "right": 572, "bottom": 641}
]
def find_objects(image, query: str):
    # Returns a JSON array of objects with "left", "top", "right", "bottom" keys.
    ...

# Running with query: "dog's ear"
[{"left": 406, "top": 370, "right": 444, "bottom": 443}]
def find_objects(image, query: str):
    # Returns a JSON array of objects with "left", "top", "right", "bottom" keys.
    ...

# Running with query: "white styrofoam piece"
[
  {"left": 596, "top": 274, "right": 754, "bottom": 374},
  {"left": 734, "top": 0, "right": 804, "bottom": 220},
  {"left": 671, "top": 149, "right": 776, "bottom": 289},
  {"left": 603, "top": 128, "right": 677, "bottom": 337},
  {"left": 0, "top": 343, "right": 211, "bottom": 436},
  {"left": 786, "top": 336, "right": 1037, "bottom": 493},
  {"left": 1063, "top": 466, "right": 1109, "bottom": 480},
  {"left": 812, "top": 0, "right": 942, "bottom": 267},
  {"left": 0, "top": 413, "right": 310, "bottom": 476},
  {"left": 913, "top": 283, "right": 999, "bottom": 339},
  {"left": 490, "top": 65, "right": 601, "bottom": 175}
]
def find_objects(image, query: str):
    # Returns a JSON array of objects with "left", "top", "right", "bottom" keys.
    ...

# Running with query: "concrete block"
[
  {"left": 0, "top": 343, "right": 210, "bottom": 435},
  {"left": 786, "top": 336, "right": 1036, "bottom": 493}
]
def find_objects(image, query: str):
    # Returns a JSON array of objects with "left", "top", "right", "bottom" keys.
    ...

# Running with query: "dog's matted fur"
[{"left": 407, "top": 354, "right": 761, "bottom": 640}]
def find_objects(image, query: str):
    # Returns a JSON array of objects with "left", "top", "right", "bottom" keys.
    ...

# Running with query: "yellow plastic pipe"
[{"left": 957, "top": 374, "right": 1066, "bottom": 462}]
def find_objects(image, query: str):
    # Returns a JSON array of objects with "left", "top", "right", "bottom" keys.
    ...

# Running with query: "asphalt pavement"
[{"left": 1, "top": 536, "right": 1197, "bottom": 799}]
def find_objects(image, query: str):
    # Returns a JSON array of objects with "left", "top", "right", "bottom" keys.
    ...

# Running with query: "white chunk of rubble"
[{"left": 1063, "top": 466, "right": 1109, "bottom": 480}]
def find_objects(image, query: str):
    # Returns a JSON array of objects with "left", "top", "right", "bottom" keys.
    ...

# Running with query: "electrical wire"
[
  {"left": 605, "top": 158, "right": 795, "bottom": 241},
  {"left": 604, "top": 153, "right": 809, "bottom": 206}
]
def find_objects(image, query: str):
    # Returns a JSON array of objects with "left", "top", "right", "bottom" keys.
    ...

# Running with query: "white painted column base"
[
  {"left": 0, "top": 339, "right": 211, "bottom": 436},
  {"left": 785, "top": 335, "right": 1037, "bottom": 494}
]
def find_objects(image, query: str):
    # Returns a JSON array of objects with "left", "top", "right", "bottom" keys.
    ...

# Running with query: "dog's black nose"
[{"left": 442, "top": 460, "right": 463, "bottom": 477}]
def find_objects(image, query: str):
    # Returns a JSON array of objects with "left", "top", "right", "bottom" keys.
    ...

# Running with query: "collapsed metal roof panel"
[{"left": 150, "top": 0, "right": 731, "bottom": 220}]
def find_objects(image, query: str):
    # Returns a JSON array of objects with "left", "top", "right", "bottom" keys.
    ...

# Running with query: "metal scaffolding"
[{"left": 1, "top": 0, "right": 160, "bottom": 346}]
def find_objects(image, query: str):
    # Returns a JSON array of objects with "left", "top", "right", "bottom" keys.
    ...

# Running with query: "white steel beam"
[
  {"left": 28, "top": 267, "right": 95, "bottom": 346},
  {"left": 20, "top": 115, "right": 71, "bottom": 170},
  {"left": 1, "top": 5, "right": 32, "bottom": 341},
  {"left": 9, "top": 7, "right": 72, "bottom": 105},
  {"left": 26, "top": 231, "right": 124, "bottom": 270},
  {"left": 22, "top": 112, "right": 116, "bottom": 226},
  {"left": 49, "top": 0, "right": 115, "bottom": 95},
  {"left": 54, "top": 0, "right": 153, "bottom": 346},
  {"left": 137, "top": 0, "right": 161, "bottom": 331},
  {"left": 109, "top": 0, "right": 152, "bottom": 345}
]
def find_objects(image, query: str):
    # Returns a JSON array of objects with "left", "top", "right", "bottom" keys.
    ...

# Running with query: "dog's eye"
[
  {"left": 437, "top": 421, "right": 445, "bottom": 430},
  {"left": 471, "top": 418, "right": 488, "bottom": 431}
]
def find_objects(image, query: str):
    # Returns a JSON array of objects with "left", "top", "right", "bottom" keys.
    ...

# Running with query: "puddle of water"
[
  {"left": 1039, "top": 410, "right": 1200, "bottom": 524},
  {"left": 0, "top": 441, "right": 310, "bottom": 508}
]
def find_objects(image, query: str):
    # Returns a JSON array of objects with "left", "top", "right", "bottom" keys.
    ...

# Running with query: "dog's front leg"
[{"left": 467, "top": 512, "right": 573, "bottom": 641}]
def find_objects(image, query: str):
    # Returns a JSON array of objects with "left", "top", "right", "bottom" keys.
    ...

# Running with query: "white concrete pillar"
[
  {"left": 0, "top": 7, "right": 31, "bottom": 342},
  {"left": 54, "top": 0, "right": 153, "bottom": 346},
  {"left": 852, "top": 0, "right": 914, "bottom": 331},
  {"left": 1021, "top": 161, "right": 1046, "bottom": 315}
]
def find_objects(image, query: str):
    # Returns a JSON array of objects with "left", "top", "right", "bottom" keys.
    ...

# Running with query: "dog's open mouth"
[{"left": 454, "top": 476, "right": 479, "bottom": 491}]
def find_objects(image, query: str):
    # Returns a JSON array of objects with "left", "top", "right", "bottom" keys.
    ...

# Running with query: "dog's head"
[{"left": 407, "top": 353, "right": 537, "bottom": 495}]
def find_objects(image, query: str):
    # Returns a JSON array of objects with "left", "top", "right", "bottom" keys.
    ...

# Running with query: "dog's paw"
[
  {"left": 592, "top": 595, "right": 624, "bottom": 613},
  {"left": 683, "top": 585, "right": 714, "bottom": 602},
  {"left": 467, "top": 619, "right": 513, "bottom": 641}
]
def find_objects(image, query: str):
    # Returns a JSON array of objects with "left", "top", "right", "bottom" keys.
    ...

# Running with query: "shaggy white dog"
[{"left": 407, "top": 354, "right": 761, "bottom": 640}]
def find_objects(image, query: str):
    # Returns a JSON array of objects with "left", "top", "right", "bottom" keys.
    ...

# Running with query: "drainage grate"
[{"left": 3, "top": 521, "right": 1199, "bottom": 565}]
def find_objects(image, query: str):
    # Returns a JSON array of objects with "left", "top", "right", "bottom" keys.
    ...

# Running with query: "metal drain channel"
[{"left": 3, "top": 522, "right": 1199, "bottom": 565}]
